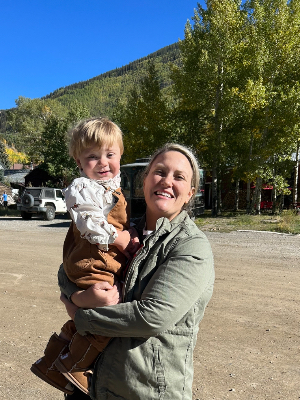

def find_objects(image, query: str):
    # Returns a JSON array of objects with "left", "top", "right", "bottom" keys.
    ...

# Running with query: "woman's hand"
[
  {"left": 60, "top": 293, "right": 79, "bottom": 321},
  {"left": 70, "top": 281, "right": 122, "bottom": 309}
]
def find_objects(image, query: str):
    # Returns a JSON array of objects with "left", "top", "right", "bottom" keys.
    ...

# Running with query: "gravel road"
[{"left": 0, "top": 216, "right": 299, "bottom": 400}]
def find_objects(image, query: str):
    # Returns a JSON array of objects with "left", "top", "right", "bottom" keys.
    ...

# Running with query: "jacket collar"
[{"left": 135, "top": 211, "right": 188, "bottom": 240}]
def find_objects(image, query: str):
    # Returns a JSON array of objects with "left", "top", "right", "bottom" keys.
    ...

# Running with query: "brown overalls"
[{"left": 61, "top": 188, "right": 130, "bottom": 351}]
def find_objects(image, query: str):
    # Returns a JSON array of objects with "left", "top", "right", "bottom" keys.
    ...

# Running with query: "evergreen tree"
[
  {"left": 41, "top": 101, "right": 90, "bottom": 186},
  {"left": 0, "top": 140, "right": 9, "bottom": 169},
  {"left": 118, "top": 61, "right": 172, "bottom": 163}
]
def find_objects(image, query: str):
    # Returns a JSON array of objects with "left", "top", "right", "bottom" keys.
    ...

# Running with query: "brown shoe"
[
  {"left": 31, "top": 333, "right": 74, "bottom": 395},
  {"left": 55, "top": 367, "right": 93, "bottom": 395},
  {"left": 55, "top": 332, "right": 99, "bottom": 394}
]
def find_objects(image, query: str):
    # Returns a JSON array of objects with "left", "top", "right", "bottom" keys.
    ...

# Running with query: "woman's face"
[{"left": 143, "top": 151, "right": 195, "bottom": 229}]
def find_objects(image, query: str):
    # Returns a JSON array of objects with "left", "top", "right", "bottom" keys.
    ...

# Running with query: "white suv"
[{"left": 17, "top": 187, "right": 67, "bottom": 220}]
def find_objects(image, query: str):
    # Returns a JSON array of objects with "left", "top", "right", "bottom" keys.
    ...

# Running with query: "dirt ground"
[{"left": 0, "top": 216, "right": 299, "bottom": 400}]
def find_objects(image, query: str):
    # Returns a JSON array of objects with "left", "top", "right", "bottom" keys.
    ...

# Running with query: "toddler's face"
[{"left": 76, "top": 144, "right": 121, "bottom": 181}]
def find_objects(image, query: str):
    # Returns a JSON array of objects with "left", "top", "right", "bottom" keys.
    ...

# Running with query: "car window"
[
  {"left": 197, "top": 169, "right": 205, "bottom": 195},
  {"left": 25, "top": 189, "right": 42, "bottom": 197},
  {"left": 120, "top": 172, "right": 130, "bottom": 198},
  {"left": 55, "top": 190, "right": 64, "bottom": 199},
  {"left": 133, "top": 170, "right": 144, "bottom": 197},
  {"left": 121, "top": 167, "right": 145, "bottom": 198},
  {"left": 44, "top": 189, "right": 55, "bottom": 198}
]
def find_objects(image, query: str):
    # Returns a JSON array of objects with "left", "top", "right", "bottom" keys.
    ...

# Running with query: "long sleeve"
[
  {"left": 64, "top": 177, "right": 117, "bottom": 249},
  {"left": 58, "top": 232, "right": 214, "bottom": 338}
]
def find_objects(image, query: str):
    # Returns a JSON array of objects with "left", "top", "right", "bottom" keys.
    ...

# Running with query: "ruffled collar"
[{"left": 80, "top": 171, "right": 121, "bottom": 190}]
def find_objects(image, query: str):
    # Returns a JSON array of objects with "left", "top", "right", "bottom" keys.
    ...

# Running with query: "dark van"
[{"left": 120, "top": 158, "right": 205, "bottom": 218}]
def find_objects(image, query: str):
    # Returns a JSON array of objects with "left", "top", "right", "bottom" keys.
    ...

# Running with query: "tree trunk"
[
  {"left": 217, "top": 174, "right": 222, "bottom": 215},
  {"left": 247, "top": 134, "right": 254, "bottom": 214},
  {"left": 255, "top": 177, "right": 262, "bottom": 215},
  {"left": 272, "top": 185, "right": 277, "bottom": 214},
  {"left": 211, "top": 167, "right": 218, "bottom": 217},
  {"left": 271, "top": 166, "right": 277, "bottom": 214},
  {"left": 234, "top": 178, "right": 240, "bottom": 211},
  {"left": 246, "top": 180, "right": 251, "bottom": 214},
  {"left": 212, "top": 61, "right": 223, "bottom": 217},
  {"left": 293, "top": 142, "right": 299, "bottom": 206}
]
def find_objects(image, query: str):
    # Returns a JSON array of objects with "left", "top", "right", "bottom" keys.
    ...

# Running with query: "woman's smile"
[{"left": 154, "top": 190, "right": 173, "bottom": 199}]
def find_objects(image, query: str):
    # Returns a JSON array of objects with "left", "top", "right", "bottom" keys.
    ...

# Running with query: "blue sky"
[{"left": 0, "top": 0, "right": 205, "bottom": 111}]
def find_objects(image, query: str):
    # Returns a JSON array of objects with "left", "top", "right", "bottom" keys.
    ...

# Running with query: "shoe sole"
[
  {"left": 55, "top": 359, "right": 90, "bottom": 395},
  {"left": 30, "top": 364, "right": 74, "bottom": 395}
]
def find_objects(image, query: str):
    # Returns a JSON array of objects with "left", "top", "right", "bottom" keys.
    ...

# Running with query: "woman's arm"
[{"left": 59, "top": 234, "right": 214, "bottom": 338}]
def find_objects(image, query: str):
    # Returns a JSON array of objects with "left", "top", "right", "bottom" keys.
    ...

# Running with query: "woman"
[{"left": 59, "top": 143, "right": 215, "bottom": 400}]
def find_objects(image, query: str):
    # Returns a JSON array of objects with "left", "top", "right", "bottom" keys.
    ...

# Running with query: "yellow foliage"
[{"left": 5, "top": 146, "right": 29, "bottom": 165}]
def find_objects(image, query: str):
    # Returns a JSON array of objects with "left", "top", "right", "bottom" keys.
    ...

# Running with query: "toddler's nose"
[{"left": 98, "top": 156, "right": 108, "bottom": 166}]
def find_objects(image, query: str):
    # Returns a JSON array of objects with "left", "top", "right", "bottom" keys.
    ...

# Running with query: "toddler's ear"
[{"left": 75, "top": 158, "right": 82, "bottom": 169}]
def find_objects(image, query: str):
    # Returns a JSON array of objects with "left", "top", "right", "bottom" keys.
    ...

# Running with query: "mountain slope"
[{"left": 43, "top": 42, "right": 180, "bottom": 117}]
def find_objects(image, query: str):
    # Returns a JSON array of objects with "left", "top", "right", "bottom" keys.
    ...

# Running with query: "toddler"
[{"left": 31, "top": 117, "right": 138, "bottom": 395}]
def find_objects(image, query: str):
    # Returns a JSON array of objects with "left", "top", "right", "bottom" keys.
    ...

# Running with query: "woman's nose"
[{"left": 162, "top": 174, "right": 172, "bottom": 187}]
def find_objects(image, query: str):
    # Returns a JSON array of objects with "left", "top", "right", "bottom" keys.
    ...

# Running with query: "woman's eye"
[{"left": 176, "top": 175, "right": 185, "bottom": 180}]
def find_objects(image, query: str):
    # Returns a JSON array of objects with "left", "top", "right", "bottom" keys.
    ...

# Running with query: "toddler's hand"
[
  {"left": 114, "top": 230, "right": 131, "bottom": 258},
  {"left": 128, "top": 227, "right": 140, "bottom": 255}
]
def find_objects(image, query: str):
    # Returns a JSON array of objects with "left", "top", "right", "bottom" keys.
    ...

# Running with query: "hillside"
[{"left": 42, "top": 42, "right": 180, "bottom": 118}]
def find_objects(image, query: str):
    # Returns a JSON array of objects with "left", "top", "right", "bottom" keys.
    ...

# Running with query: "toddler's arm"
[
  {"left": 114, "top": 230, "right": 131, "bottom": 258},
  {"left": 114, "top": 228, "right": 140, "bottom": 258},
  {"left": 65, "top": 178, "right": 118, "bottom": 249},
  {"left": 128, "top": 227, "right": 140, "bottom": 254},
  {"left": 70, "top": 282, "right": 121, "bottom": 308}
]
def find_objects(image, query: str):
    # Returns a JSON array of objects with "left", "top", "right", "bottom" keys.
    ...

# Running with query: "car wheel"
[
  {"left": 21, "top": 211, "right": 32, "bottom": 220},
  {"left": 22, "top": 194, "right": 34, "bottom": 208},
  {"left": 44, "top": 206, "right": 55, "bottom": 221}
]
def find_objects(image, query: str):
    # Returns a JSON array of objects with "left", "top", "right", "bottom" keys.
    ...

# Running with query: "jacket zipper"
[{"left": 123, "top": 244, "right": 147, "bottom": 301}]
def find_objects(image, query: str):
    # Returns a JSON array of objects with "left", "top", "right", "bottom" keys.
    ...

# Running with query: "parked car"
[
  {"left": 17, "top": 187, "right": 67, "bottom": 220},
  {"left": 120, "top": 158, "right": 205, "bottom": 218}
]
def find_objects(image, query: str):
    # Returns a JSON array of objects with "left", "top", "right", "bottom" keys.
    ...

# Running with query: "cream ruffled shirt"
[{"left": 64, "top": 172, "right": 121, "bottom": 251}]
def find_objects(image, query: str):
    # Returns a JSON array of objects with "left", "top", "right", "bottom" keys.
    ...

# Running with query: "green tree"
[
  {"left": 6, "top": 97, "right": 68, "bottom": 163},
  {"left": 41, "top": 101, "right": 90, "bottom": 186},
  {"left": 118, "top": 61, "right": 172, "bottom": 163},
  {"left": 239, "top": 0, "right": 300, "bottom": 212},
  {"left": 0, "top": 140, "right": 9, "bottom": 169},
  {"left": 41, "top": 116, "right": 76, "bottom": 186},
  {"left": 172, "top": 0, "right": 246, "bottom": 215},
  {"left": 172, "top": 0, "right": 300, "bottom": 214}
]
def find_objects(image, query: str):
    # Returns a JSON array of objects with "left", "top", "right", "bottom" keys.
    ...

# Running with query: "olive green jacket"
[{"left": 58, "top": 211, "right": 215, "bottom": 400}]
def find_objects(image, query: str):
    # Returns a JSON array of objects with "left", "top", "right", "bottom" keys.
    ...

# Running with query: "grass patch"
[{"left": 195, "top": 210, "right": 300, "bottom": 234}]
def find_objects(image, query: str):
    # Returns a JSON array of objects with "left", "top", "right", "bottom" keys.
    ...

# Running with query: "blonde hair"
[
  {"left": 68, "top": 117, "right": 124, "bottom": 159},
  {"left": 143, "top": 143, "right": 200, "bottom": 214}
]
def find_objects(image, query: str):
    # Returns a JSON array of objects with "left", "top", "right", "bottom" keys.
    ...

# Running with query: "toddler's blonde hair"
[{"left": 69, "top": 117, "right": 124, "bottom": 159}]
